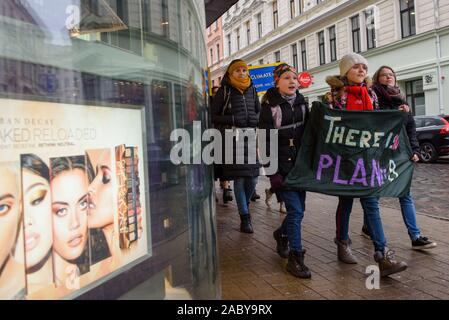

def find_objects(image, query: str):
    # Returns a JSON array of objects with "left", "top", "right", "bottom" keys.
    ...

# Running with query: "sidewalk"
[{"left": 217, "top": 177, "right": 449, "bottom": 300}]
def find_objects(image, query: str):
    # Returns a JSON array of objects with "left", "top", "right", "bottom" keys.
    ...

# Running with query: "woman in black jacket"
[
  {"left": 212, "top": 60, "right": 260, "bottom": 233},
  {"left": 259, "top": 63, "right": 311, "bottom": 278},
  {"left": 364, "top": 66, "right": 437, "bottom": 250}
]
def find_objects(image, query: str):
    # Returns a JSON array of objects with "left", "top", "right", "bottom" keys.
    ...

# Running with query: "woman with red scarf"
[{"left": 325, "top": 53, "right": 407, "bottom": 277}]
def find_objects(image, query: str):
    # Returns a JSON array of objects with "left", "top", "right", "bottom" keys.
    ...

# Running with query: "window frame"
[{"left": 351, "top": 15, "right": 361, "bottom": 53}]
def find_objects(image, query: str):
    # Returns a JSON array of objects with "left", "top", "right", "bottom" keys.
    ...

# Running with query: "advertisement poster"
[{"left": 0, "top": 98, "right": 149, "bottom": 299}]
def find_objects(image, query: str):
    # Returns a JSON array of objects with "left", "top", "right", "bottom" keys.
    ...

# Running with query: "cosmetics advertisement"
[{"left": 0, "top": 98, "right": 149, "bottom": 299}]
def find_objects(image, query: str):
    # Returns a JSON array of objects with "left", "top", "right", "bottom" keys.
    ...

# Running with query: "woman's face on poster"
[
  {"left": 22, "top": 169, "right": 53, "bottom": 269},
  {"left": 51, "top": 168, "right": 89, "bottom": 261},
  {"left": 88, "top": 162, "right": 114, "bottom": 228},
  {"left": 0, "top": 166, "right": 21, "bottom": 267}
]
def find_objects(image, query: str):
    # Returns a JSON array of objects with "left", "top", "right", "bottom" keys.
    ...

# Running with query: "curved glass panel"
[{"left": 0, "top": 0, "right": 218, "bottom": 300}]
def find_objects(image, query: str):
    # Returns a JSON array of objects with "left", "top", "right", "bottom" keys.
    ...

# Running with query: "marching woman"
[
  {"left": 326, "top": 53, "right": 408, "bottom": 277},
  {"left": 364, "top": 66, "right": 437, "bottom": 250},
  {"left": 259, "top": 63, "right": 311, "bottom": 278},
  {"left": 212, "top": 59, "right": 261, "bottom": 233}
]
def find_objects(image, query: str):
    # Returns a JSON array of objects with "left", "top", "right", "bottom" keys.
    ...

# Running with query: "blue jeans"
[
  {"left": 279, "top": 190, "right": 306, "bottom": 251},
  {"left": 363, "top": 192, "right": 421, "bottom": 241},
  {"left": 336, "top": 196, "right": 387, "bottom": 252},
  {"left": 233, "top": 177, "right": 258, "bottom": 216}
]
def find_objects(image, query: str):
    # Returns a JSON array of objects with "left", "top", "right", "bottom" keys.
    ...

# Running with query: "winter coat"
[
  {"left": 325, "top": 75, "right": 379, "bottom": 110},
  {"left": 211, "top": 77, "right": 261, "bottom": 179},
  {"left": 259, "top": 87, "right": 309, "bottom": 179},
  {"left": 372, "top": 84, "right": 420, "bottom": 155}
]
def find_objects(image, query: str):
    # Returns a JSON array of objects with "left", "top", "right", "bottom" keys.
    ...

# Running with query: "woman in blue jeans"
[
  {"left": 259, "top": 64, "right": 311, "bottom": 278},
  {"left": 212, "top": 60, "right": 260, "bottom": 233},
  {"left": 360, "top": 66, "right": 437, "bottom": 250},
  {"left": 327, "top": 54, "right": 408, "bottom": 277}
]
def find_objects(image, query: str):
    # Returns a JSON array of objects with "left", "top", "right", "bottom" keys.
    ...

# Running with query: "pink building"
[{"left": 206, "top": 17, "right": 224, "bottom": 89}]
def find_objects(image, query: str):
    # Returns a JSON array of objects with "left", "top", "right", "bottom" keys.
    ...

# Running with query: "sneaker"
[
  {"left": 412, "top": 236, "right": 437, "bottom": 250},
  {"left": 279, "top": 202, "right": 286, "bottom": 214},
  {"left": 265, "top": 188, "right": 273, "bottom": 207},
  {"left": 273, "top": 228, "right": 289, "bottom": 258},
  {"left": 361, "top": 225, "right": 371, "bottom": 240}
]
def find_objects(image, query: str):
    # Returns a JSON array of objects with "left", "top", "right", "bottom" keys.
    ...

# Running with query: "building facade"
[
  {"left": 0, "top": 0, "right": 219, "bottom": 300},
  {"left": 221, "top": 0, "right": 449, "bottom": 116},
  {"left": 206, "top": 17, "right": 225, "bottom": 88}
]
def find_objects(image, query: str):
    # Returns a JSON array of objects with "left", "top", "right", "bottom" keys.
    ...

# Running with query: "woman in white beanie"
[{"left": 325, "top": 53, "right": 408, "bottom": 278}]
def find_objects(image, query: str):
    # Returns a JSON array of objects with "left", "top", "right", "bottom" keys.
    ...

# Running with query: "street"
[{"left": 381, "top": 157, "right": 449, "bottom": 220}]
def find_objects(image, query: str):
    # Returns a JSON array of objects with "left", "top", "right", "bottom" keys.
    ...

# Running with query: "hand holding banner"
[{"left": 284, "top": 102, "right": 414, "bottom": 197}]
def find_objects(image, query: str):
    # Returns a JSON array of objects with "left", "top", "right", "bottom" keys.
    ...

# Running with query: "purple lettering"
[
  {"left": 316, "top": 154, "right": 333, "bottom": 181},
  {"left": 333, "top": 155, "right": 349, "bottom": 185},
  {"left": 371, "top": 159, "right": 383, "bottom": 187},
  {"left": 350, "top": 158, "right": 368, "bottom": 186}
]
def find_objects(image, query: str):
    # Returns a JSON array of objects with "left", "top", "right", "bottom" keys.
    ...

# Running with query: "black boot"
[
  {"left": 286, "top": 250, "right": 311, "bottom": 279},
  {"left": 240, "top": 214, "right": 254, "bottom": 234},
  {"left": 251, "top": 191, "right": 261, "bottom": 202},
  {"left": 223, "top": 188, "right": 233, "bottom": 204},
  {"left": 273, "top": 228, "right": 289, "bottom": 258}
]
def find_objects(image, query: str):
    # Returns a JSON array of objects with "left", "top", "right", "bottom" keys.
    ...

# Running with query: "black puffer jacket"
[
  {"left": 259, "top": 87, "right": 309, "bottom": 178},
  {"left": 372, "top": 84, "right": 420, "bottom": 155},
  {"left": 211, "top": 77, "right": 261, "bottom": 179}
]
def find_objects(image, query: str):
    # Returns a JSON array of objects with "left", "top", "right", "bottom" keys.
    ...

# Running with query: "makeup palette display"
[{"left": 115, "top": 145, "right": 141, "bottom": 249}]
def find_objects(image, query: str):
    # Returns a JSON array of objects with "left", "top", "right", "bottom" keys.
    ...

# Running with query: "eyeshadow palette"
[{"left": 116, "top": 145, "right": 142, "bottom": 249}]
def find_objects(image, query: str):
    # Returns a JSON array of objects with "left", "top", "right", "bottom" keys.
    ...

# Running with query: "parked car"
[{"left": 414, "top": 115, "right": 449, "bottom": 163}]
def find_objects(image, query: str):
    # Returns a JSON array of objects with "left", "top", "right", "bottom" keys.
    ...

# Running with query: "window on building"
[
  {"left": 318, "top": 31, "right": 325, "bottom": 65},
  {"left": 365, "top": 9, "right": 376, "bottom": 49},
  {"left": 161, "top": 0, "right": 169, "bottom": 38},
  {"left": 236, "top": 28, "right": 240, "bottom": 51},
  {"left": 257, "top": 13, "right": 262, "bottom": 39},
  {"left": 273, "top": 1, "right": 278, "bottom": 29},
  {"left": 290, "top": 0, "right": 296, "bottom": 19},
  {"left": 215, "top": 20, "right": 219, "bottom": 31},
  {"left": 351, "top": 15, "right": 361, "bottom": 53},
  {"left": 259, "top": 59, "right": 264, "bottom": 65},
  {"left": 246, "top": 21, "right": 251, "bottom": 45},
  {"left": 400, "top": 0, "right": 416, "bottom": 38},
  {"left": 300, "top": 39, "right": 307, "bottom": 71},
  {"left": 226, "top": 34, "right": 231, "bottom": 55},
  {"left": 292, "top": 43, "right": 298, "bottom": 70},
  {"left": 210, "top": 48, "right": 213, "bottom": 64},
  {"left": 406, "top": 79, "right": 425, "bottom": 115},
  {"left": 275, "top": 51, "right": 281, "bottom": 62},
  {"left": 329, "top": 25, "right": 337, "bottom": 62},
  {"left": 216, "top": 43, "right": 220, "bottom": 61}
]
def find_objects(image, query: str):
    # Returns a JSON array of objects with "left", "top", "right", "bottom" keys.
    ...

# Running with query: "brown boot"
[
  {"left": 334, "top": 238, "right": 358, "bottom": 264},
  {"left": 374, "top": 248, "right": 408, "bottom": 277}
]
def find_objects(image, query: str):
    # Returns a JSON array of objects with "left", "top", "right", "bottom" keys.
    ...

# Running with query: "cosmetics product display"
[{"left": 116, "top": 145, "right": 141, "bottom": 249}]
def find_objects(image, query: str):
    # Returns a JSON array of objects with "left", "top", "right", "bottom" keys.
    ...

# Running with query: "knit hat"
[
  {"left": 273, "top": 63, "right": 298, "bottom": 85},
  {"left": 227, "top": 59, "right": 249, "bottom": 75},
  {"left": 339, "top": 53, "right": 369, "bottom": 77}
]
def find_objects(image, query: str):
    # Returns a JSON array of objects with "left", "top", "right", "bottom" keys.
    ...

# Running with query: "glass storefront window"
[{"left": 0, "top": 0, "right": 218, "bottom": 300}]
